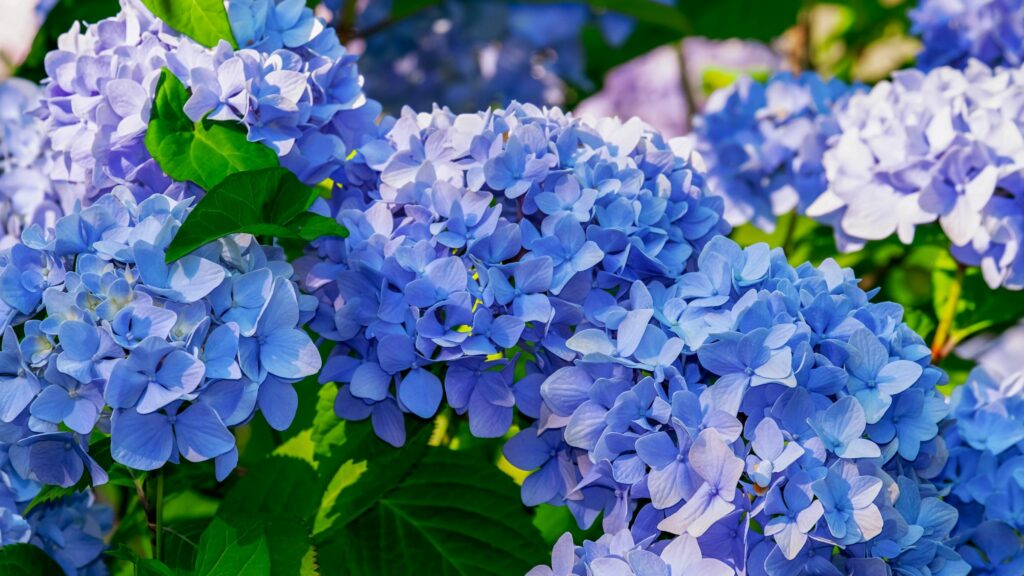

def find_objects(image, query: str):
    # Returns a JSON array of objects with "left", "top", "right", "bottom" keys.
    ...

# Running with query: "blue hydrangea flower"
[
  {"left": 0, "top": 79, "right": 61, "bottom": 248},
  {"left": 0, "top": 191, "right": 320, "bottom": 483},
  {"left": 809, "top": 62, "right": 1024, "bottom": 290},
  {"left": 38, "top": 0, "right": 378, "bottom": 206},
  {"left": 515, "top": 235, "right": 958, "bottom": 574},
  {"left": 695, "top": 73, "right": 862, "bottom": 231},
  {"left": 911, "top": 0, "right": 1024, "bottom": 70},
  {"left": 310, "top": 102, "right": 726, "bottom": 444}
]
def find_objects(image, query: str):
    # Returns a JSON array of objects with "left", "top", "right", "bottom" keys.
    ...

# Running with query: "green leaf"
[
  {"left": 288, "top": 212, "right": 351, "bottom": 242},
  {"left": 137, "top": 559, "right": 179, "bottom": 576},
  {"left": 533, "top": 504, "right": 603, "bottom": 546},
  {"left": 161, "top": 518, "right": 211, "bottom": 572},
  {"left": 194, "top": 518, "right": 271, "bottom": 576},
  {"left": 933, "top": 266, "right": 1024, "bottom": 347},
  {"left": 309, "top": 388, "right": 433, "bottom": 534},
  {"left": 586, "top": 0, "right": 691, "bottom": 33},
  {"left": 675, "top": 0, "right": 801, "bottom": 42},
  {"left": 21, "top": 483, "right": 83, "bottom": 515},
  {"left": 139, "top": 0, "right": 237, "bottom": 48},
  {"left": 165, "top": 167, "right": 347, "bottom": 262},
  {"left": 145, "top": 69, "right": 278, "bottom": 192},
  {"left": 0, "top": 544, "right": 65, "bottom": 576},
  {"left": 213, "top": 455, "right": 321, "bottom": 576},
  {"left": 314, "top": 449, "right": 550, "bottom": 576},
  {"left": 260, "top": 519, "right": 320, "bottom": 576},
  {"left": 220, "top": 456, "right": 321, "bottom": 522}
]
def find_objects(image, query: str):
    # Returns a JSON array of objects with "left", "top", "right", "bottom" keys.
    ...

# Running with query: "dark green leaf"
[
  {"left": 675, "top": 0, "right": 801, "bottom": 42},
  {"left": 194, "top": 518, "right": 271, "bottom": 576},
  {"left": 0, "top": 544, "right": 65, "bottom": 576},
  {"left": 390, "top": 0, "right": 440, "bottom": 21},
  {"left": 587, "top": 0, "right": 690, "bottom": 33},
  {"left": 138, "top": 559, "right": 180, "bottom": 576},
  {"left": 308, "top": 386, "right": 433, "bottom": 535},
  {"left": 314, "top": 449, "right": 550, "bottom": 575},
  {"left": 21, "top": 483, "right": 82, "bottom": 515},
  {"left": 200, "top": 513, "right": 317, "bottom": 576},
  {"left": 139, "top": 0, "right": 237, "bottom": 48},
  {"left": 533, "top": 504, "right": 603, "bottom": 546},
  {"left": 260, "top": 518, "right": 320, "bottom": 576},
  {"left": 145, "top": 69, "right": 278, "bottom": 192},
  {"left": 220, "top": 456, "right": 321, "bottom": 522},
  {"left": 162, "top": 518, "right": 211, "bottom": 572},
  {"left": 165, "top": 167, "right": 347, "bottom": 262},
  {"left": 288, "top": 212, "right": 351, "bottom": 241}
]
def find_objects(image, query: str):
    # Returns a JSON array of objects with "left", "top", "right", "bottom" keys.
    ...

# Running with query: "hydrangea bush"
[
  {"left": 39, "top": 0, "right": 376, "bottom": 205},
  {"left": 0, "top": 0, "right": 1021, "bottom": 574},
  {"left": 521, "top": 236, "right": 960, "bottom": 575},
  {"left": 304, "top": 102, "right": 727, "bottom": 445},
  {"left": 0, "top": 191, "right": 320, "bottom": 481}
]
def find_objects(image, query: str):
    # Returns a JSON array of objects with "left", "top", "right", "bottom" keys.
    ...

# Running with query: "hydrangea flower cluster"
[
  {"left": 323, "top": 0, "right": 659, "bottom": 112},
  {"left": 0, "top": 79, "right": 61, "bottom": 248},
  {"left": 0, "top": 189, "right": 320, "bottom": 483},
  {"left": 694, "top": 73, "right": 861, "bottom": 231},
  {"left": 39, "top": 0, "right": 376, "bottom": 205},
  {"left": 809, "top": 61, "right": 1024, "bottom": 289},
  {"left": 301, "top": 102, "right": 728, "bottom": 446},
  {"left": 527, "top": 531, "right": 732, "bottom": 576},
  {"left": 910, "top": 0, "right": 1024, "bottom": 70},
  {"left": 940, "top": 366, "right": 1024, "bottom": 573},
  {"left": 520, "top": 236, "right": 961, "bottom": 575},
  {"left": 0, "top": 422, "right": 110, "bottom": 575}
]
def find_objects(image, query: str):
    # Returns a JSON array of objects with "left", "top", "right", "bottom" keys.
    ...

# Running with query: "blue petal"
[
  {"left": 397, "top": 368, "right": 442, "bottom": 419},
  {"left": 175, "top": 403, "right": 235, "bottom": 462},
  {"left": 111, "top": 409, "right": 174, "bottom": 471}
]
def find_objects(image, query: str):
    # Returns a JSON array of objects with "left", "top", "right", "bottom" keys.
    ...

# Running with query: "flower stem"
[
  {"left": 154, "top": 469, "right": 165, "bottom": 562},
  {"left": 674, "top": 42, "right": 699, "bottom": 131},
  {"left": 931, "top": 264, "right": 965, "bottom": 363}
]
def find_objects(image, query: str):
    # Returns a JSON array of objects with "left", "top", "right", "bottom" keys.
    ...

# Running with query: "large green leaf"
[
  {"left": 214, "top": 456, "right": 321, "bottom": 576},
  {"left": 145, "top": 69, "right": 278, "bottom": 193},
  {"left": 165, "top": 166, "right": 348, "bottom": 262},
  {"left": 314, "top": 449, "right": 549, "bottom": 576},
  {"left": 675, "top": 0, "right": 802, "bottom": 42},
  {"left": 220, "top": 456, "right": 321, "bottom": 522},
  {"left": 0, "top": 544, "right": 64, "bottom": 576},
  {"left": 161, "top": 518, "right": 211, "bottom": 572},
  {"left": 194, "top": 518, "right": 271, "bottom": 576},
  {"left": 309, "top": 386, "right": 434, "bottom": 534},
  {"left": 139, "top": 0, "right": 237, "bottom": 48}
]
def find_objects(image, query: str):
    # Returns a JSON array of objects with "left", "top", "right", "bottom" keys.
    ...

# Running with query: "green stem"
[
  {"left": 931, "top": 264, "right": 965, "bottom": 363},
  {"left": 154, "top": 469, "right": 165, "bottom": 562},
  {"left": 799, "top": 1, "right": 814, "bottom": 72},
  {"left": 674, "top": 42, "right": 699, "bottom": 131},
  {"left": 335, "top": 0, "right": 358, "bottom": 44},
  {"left": 779, "top": 212, "right": 798, "bottom": 257}
]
